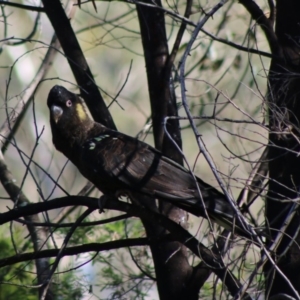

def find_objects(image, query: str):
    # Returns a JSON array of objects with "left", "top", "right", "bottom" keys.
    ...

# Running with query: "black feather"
[{"left": 47, "top": 85, "right": 253, "bottom": 237}]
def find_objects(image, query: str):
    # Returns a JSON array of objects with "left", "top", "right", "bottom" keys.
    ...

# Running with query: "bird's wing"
[
  {"left": 82, "top": 128, "right": 234, "bottom": 219},
  {"left": 82, "top": 129, "right": 195, "bottom": 197}
]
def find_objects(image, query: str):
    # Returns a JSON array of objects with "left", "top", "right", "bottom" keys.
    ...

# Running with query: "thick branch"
[
  {"left": 0, "top": 239, "right": 150, "bottom": 267},
  {"left": 239, "top": 0, "right": 282, "bottom": 57},
  {"left": 41, "top": 0, "right": 116, "bottom": 129}
]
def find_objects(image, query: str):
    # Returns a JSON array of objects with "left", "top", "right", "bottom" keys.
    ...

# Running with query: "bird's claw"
[{"left": 98, "top": 195, "right": 107, "bottom": 213}]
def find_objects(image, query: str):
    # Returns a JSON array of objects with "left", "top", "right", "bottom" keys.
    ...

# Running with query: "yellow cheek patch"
[{"left": 76, "top": 103, "right": 87, "bottom": 121}]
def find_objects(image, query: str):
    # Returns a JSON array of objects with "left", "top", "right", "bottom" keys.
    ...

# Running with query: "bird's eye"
[{"left": 66, "top": 100, "right": 72, "bottom": 107}]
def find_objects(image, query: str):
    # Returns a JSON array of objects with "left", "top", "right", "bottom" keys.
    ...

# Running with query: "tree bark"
[
  {"left": 136, "top": 2, "right": 196, "bottom": 299},
  {"left": 265, "top": 0, "right": 300, "bottom": 297}
]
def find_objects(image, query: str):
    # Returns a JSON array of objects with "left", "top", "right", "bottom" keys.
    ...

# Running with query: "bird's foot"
[
  {"left": 98, "top": 195, "right": 108, "bottom": 213},
  {"left": 98, "top": 192, "right": 126, "bottom": 214}
]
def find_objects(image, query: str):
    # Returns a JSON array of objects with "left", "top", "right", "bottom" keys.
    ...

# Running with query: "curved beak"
[{"left": 50, "top": 105, "right": 63, "bottom": 123}]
